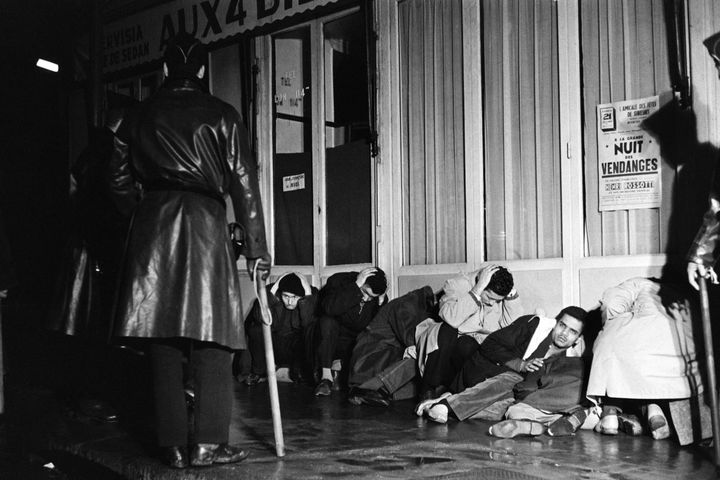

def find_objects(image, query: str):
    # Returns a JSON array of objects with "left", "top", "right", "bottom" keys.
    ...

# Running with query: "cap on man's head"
[
  {"left": 163, "top": 32, "right": 208, "bottom": 79},
  {"left": 704, "top": 30, "right": 720, "bottom": 63},
  {"left": 278, "top": 273, "right": 305, "bottom": 297}
]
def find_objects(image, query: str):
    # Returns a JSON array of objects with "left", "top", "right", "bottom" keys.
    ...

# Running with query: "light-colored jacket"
[{"left": 415, "top": 266, "right": 523, "bottom": 374}]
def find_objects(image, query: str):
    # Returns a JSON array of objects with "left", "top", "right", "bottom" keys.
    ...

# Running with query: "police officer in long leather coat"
[
  {"left": 688, "top": 31, "right": 720, "bottom": 290},
  {"left": 108, "top": 33, "right": 271, "bottom": 468}
]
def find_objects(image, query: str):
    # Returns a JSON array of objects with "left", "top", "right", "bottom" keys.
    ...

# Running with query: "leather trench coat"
[{"left": 108, "top": 78, "right": 268, "bottom": 350}]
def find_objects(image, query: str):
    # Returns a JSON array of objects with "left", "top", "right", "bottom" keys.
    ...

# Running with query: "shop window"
[{"left": 271, "top": 8, "right": 372, "bottom": 267}]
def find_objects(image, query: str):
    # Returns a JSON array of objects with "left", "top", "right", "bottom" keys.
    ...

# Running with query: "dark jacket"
[
  {"left": 453, "top": 315, "right": 543, "bottom": 392},
  {"left": 318, "top": 271, "right": 380, "bottom": 334},
  {"left": 246, "top": 283, "right": 318, "bottom": 336},
  {"left": 348, "top": 286, "right": 435, "bottom": 387},
  {"left": 108, "top": 77, "right": 268, "bottom": 349}
]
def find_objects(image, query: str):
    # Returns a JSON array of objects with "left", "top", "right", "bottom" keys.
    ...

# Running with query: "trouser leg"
[
  {"left": 150, "top": 340, "right": 188, "bottom": 447},
  {"left": 421, "top": 323, "right": 457, "bottom": 391},
  {"left": 315, "top": 316, "right": 339, "bottom": 369},
  {"left": 192, "top": 341, "right": 233, "bottom": 444},
  {"left": 505, "top": 402, "right": 563, "bottom": 424},
  {"left": 246, "top": 319, "right": 267, "bottom": 375},
  {"left": 447, "top": 371, "right": 523, "bottom": 421}
]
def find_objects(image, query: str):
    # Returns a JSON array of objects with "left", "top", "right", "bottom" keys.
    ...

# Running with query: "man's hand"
[
  {"left": 474, "top": 264, "right": 500, "bottom": 292},
  {"left": 520, "top": 358, "right": 544, "bottom": 373},
  {"left": 247, "top": 254, "right": 272, "bottom": 281},
  {"left": 687, "top": 262, "right": 718, "bottom": 290},
  {"left": 356, "top": 267, "right": 378, "bottom": 288},
  {"left": 297, "top": 271, "right": 312, "bottom": 296}
]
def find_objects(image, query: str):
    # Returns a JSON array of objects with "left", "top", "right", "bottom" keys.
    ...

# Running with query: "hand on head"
[
  {"left": 475, "top": 264, "right": 500, "bottom": 292},
  {"left": 356, "top": 267, "right": 378, "bottom": 289}
]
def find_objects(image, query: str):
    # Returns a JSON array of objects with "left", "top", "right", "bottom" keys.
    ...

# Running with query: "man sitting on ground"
[
  {"left": 244, "top": 272, "right": 318, "bottom": 385},
  {"left": 310, "top": 267, "right": 387, "bottom": 396},
  {"left": 414, "top": 265, "right": 522, "bottom": 400},
  {"left": 347, "top": 285, "right": 438, "bottom": 406},
  {"left": 417, "top": 306, "right": 589, "bottom": 437}
]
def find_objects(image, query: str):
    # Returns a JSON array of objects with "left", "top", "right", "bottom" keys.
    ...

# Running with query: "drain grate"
[{"left": 435, "top": 467, "right": 548, "bottom": 480}]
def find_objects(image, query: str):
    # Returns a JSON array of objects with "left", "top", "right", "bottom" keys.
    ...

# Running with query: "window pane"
[
  {"left": 580, "top": 0, "right": 673, "bottom": 257},
  {"left": 273, "top": 28, "right": 314, "bottom": 265},
  {"left": 483, "top": 0, "right": 562, "bottom": 260},
  {"left": 398, "top": 0, "right": 467, "bottom": 266},
  {"left": 324, "top": 12, "right": 372, "bottom": 265}
]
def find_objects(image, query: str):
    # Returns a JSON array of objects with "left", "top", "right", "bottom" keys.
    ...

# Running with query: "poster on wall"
[{"left": 596, "top": 95, "right": 661, "bottom": 211}]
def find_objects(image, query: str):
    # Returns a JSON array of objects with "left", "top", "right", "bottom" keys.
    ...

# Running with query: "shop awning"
[{"left": 102, "top": 0, "right": 341, "bottom": 73}]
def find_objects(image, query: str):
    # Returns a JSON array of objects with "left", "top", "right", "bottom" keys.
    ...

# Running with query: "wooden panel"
[
  {"left": 483, "top": 0, "right": 507, "bottom": 259},
  {"left": 582, "top": 0, "right": 670, "bottom": 258}
]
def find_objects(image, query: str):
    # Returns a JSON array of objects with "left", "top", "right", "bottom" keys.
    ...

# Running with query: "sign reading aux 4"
[{"left": 102, "top": 0, "right": 340, "bottom": 73}]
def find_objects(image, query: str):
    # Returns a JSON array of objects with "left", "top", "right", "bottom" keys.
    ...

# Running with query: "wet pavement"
[{"left": 3, "top": 375, "right": 719, "bottom": 480}]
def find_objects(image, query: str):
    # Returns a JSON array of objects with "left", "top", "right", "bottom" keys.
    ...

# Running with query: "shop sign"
[
  {"left": 596, "top": 95, "right": 661, "bottom": 211},
  {"left": 282, "top": 173, "right": 305, "bottom": 192},
  {"left": 103, "top": 0, "right": 339, "bottom": 72}
]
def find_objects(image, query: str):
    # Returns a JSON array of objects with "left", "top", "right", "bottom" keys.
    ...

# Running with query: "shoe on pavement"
[
  {"left": 426, "top": 403, "right": 450, "bottom": 424},
  {"left": 548, "top": 409, "right": 587, "bottom": 437},
  {"left": 159, "top": 446, "right": 188, "bottom": 469},
  {"left": 315, "top": 379, "right": 333, "bottom": 396},
  {"left": 190, "top": 443, "right": 249, "bottom": 466},
  {"left": 245, "top": 373, "right": 268, "bottom": 386},
  {"left": 618, "top": 413, "right": 643, "bottom": 436},
  {"left": 594, "top": 414, "right": 619, "bottom": 435},
  {"left": 275, "top": 367, "right": 292, "bottom": 383},
  {"left": 415, "top": 391, "right": 451, "bottom": 417},
  {"left": 489, "top": 419, "right": 546, "bottom": 438},
  {"left": 648, "top": 413, "right": 670, "bottom": 440},
  {"left": 348, "top": 387, "right": 390, "bottom": 407}
]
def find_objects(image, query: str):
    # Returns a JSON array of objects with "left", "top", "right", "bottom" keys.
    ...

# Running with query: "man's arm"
[
  {"left": 478, "top": 315, "right": 537, "bottom": 372},
  {"left": 226, "top": 110, "right": 271, "bottom": 278},
  {"left": 319, "top": 273, "right": 363, "bottom": 316},
  {"left": 687, "top": 193, "right": 720, "bottom": 289},
  {"left": 106, "top": 111, "right": 140, "bottom": 217},
  {"left": 298, "top": 288, "right": 319, "bottom": 329},
  {"left": 438, "top": 275, "right": 481, "bottom": 328}
]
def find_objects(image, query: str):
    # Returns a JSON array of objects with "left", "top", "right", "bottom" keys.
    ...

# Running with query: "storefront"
[{"left": 77, "top": 0, "right": 720, "bottom": 314}]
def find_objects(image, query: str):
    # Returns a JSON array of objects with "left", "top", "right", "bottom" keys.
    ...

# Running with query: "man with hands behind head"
[{"left": 311, "top": 267, "right": 388, "bottom": 396}]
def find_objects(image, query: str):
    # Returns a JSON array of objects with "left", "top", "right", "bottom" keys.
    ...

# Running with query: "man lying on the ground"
[
  {"left": 243, "top": 272, "right": 318, "bottom": 385},
  {"left": 414, "top": 264, "right": 522, "bottom": 400},
  {"left": 416, "top": 306, "right": 587, "bottom": 437},
  {"left": 347, "top": 286, "right": 439, "bottom": 406}
]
